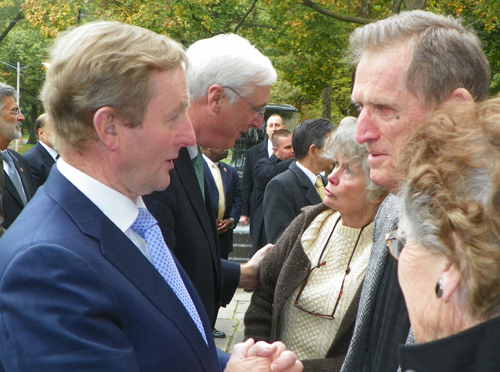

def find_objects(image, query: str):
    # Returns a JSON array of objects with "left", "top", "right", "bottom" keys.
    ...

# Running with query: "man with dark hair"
[
  {"left": 24, "top": 113, "right": 58, "bottom": 190},
  {"left": 264, "top": 119, "right": 333, "bottom": 243},
  {"left": 0, "top": 82, "right": 35, "bottom": 229},
  {"left": 251, "top": 129, "right": 294, "bottom": 254},
  {"left": 341, "top": 10, "right": 491, "bottom": 372}
]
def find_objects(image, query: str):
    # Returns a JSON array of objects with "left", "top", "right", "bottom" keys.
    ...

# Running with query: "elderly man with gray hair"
[
  {"left": 341, "top": 10, "right": 490, "bottom": 372},
  {"left": 144, "top": 33, "right": 278, "bottom": 330}
]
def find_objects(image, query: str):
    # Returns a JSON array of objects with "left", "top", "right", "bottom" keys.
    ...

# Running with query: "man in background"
[
  {"left": 251, "top": 129, "right": 294, "bottom": 254},
  {"left": 0, "top": 83, "right": 34, "bottom": 229},
  {"left": 24, "top": 113, "right": 58, "bottom": 191},
  {"left": 240, "top": 114, "right": 285, "bottom": 227},
  {"left": 202, "top": 148, "right": 243, "bottom": 262},
  {"left": 264, "top": 119, "right": 333, "bottom": 243}
]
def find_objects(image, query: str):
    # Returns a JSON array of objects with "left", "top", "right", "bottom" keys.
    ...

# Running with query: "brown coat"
[{"left": 244, "top": 203, "right": 362, "bottom": 372}]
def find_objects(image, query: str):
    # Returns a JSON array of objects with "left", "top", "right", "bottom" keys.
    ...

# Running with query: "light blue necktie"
[
  {"left": 131, "top": 208, "right": 208, "bottom": 345},
  {"left": 2, "top": 151, "right": 27, "bottom": 205}
]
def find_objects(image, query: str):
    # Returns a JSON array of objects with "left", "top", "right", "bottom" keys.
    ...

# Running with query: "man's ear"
[
  {"left": 447, "top": 88, "right": 473, "bottom": 103},
  {"left": 207, "top": 84, "right": 225, "bottom": 113},
  {"left": 93, "top": 107, "right": 122, "bottom": 151},
  {"left": 308, "top": 144, "right": 318, "bottom": 157}
]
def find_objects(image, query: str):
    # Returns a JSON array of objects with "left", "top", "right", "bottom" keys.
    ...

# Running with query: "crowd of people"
[{"left": 0, "top": 7, "right": 497, "bottom": 372}]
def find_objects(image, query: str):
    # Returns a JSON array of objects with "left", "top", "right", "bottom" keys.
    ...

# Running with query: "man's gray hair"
[
  {"left": 349, "top": 10, "right": 490, "bottom": 108},
  {"left": 186, "top": 34, "right": 277, "bottom": 103},
  {"left": 0, "top": 83, "right": 17, "bottom": 110}
]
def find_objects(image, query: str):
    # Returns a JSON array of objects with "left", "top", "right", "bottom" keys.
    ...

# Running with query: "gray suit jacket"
[
  {"left": 340, "top": 194, "right": 411, "bottom": 372},
  {"left": 263, "top": 161, "right": 325, "bottom": 244}
]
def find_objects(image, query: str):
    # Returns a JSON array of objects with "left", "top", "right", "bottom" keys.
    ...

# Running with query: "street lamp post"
[{"left": 0, "top": 61, "right": 49, "bottom": 105}]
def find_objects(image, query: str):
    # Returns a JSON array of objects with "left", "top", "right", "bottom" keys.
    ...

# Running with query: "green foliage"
[
  {"left": 14, "top": 0, "right": 500, "bottom": 119},
  {"left": 0, "top": 21, "right": 50, "bottom": 139}
]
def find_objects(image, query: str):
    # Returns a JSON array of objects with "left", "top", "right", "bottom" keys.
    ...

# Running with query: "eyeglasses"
[
  {"left": 294, "top": 261, "right": 351, "bottom": 320},
  {"left": 221, "top": 86, "right": 266, "bottom": 120},
  {"left": 2, "top": 109, "right": 22, "bottom": 116},
  {"left": 294, "top": 216, "right": 369, "bottom": 320},
  {"left": 385, "top": 229, "right": 406, "bottom": 260}
]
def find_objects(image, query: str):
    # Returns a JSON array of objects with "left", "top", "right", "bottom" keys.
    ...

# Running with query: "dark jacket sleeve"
[
  {"left": 244, "top": 211, "right": 308, "bottom": 342},
  {"left": 228, "top": 168, "right": 242, "bottom": 223},
  {"left": 264, "top": 175, "right": 298, "bottom": 244},
  {"left": 254, "top": 157, "right": 294, "bottom": 191},
  {"left": 240, "top": 151, "right": 253, "bottom": 217}
]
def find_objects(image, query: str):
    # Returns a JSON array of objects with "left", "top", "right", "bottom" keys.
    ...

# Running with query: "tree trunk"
[
  {"left": 28, "top": 105, "right": 38, "bottom": 145},
  {"left": 0, "top": 11, "right": 24, "bottom": 44},
  {"left": 403, "top": 0, "right": 427, "bottom": 10},
  {"left": 321, "top": 83, "right": 332, "bottom": 120},
  {"left": 358, "top": 0, "right": 372, "bottom": 19}
]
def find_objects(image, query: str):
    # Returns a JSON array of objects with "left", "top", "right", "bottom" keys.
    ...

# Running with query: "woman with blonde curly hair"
[{"left": 387, "top": 96, "right": 500, "bottom": 371}]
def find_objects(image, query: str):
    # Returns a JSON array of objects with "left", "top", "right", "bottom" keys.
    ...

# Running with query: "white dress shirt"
[{"left": 57, "top": 159, "right": 152, "bottom": 261}]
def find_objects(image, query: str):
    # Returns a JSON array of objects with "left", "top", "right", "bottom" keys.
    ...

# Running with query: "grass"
[{"left": 8, "top": 136, "right": 35, "bottom": 155}]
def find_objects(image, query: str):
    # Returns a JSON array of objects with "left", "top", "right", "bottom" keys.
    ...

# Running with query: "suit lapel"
[
  {"left": 45, "top": 169, "right": 218, "bottom": 371},
  {"left": 3, "top": 170, "right": 23, "bottom": 206},
  {"left": 290, "top": 162, "right": 322, "bottom": 204},
  {"left": 8, "top": 150, "right": 33, "bottom": 201},
  {"left": 37, "top": 143, "right": 56, "bottom": 167},
  {"left": 173, "top": 148, "right": 221, "bottom": 280},
  {"left": 219, "top": 163, "right": 228, "bottom": 192}
]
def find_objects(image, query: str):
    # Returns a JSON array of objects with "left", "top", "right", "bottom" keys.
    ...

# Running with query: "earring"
[{"left": 435, "top": 277, "right": 443, "bottom": 298}]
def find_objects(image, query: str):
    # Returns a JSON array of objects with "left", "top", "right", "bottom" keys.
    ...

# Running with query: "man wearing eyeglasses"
[
  {"left": 0, "top": 83, "right": 35, "bottom": 229},
  {"left": 143, "top": 34, "right": 277, "bottom": 331}
]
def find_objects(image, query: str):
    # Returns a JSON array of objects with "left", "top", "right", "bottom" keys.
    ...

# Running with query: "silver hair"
[
  {"left": 0, "top": 83, "right": 17, "bottom": 109},
  {"left": 322, "top": 119, "right": 387, "bottom": 202},
  {"left": 348, "top": 10, "right": 490, "bottom": 108},
  {"left": 186, "top": 34, "right": 277, "bottom": 103}
]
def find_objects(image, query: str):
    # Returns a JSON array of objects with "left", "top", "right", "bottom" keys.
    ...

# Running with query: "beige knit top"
[{"left": 279, "top": 209, "right": 373, "bottom": 360}]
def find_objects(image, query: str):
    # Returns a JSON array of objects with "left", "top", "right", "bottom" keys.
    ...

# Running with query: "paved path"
[{"left": 213, "top": 288, "right": 252, "bottom": 353}]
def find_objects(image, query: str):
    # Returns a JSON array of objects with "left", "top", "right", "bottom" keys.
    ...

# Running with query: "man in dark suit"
[
  {"left": 0, "top": 83, "right": 35, "bottom": 229},
  {"left": 0, "top": 21, "right": 302, "bottom": 372},
  {"left": 239, "top": 114, "right": 285, "bottom": 236},
  {"left": 23, "top": 113, "right": 58, "bottom": 191},
  {"left": 143, "top": 34, "right": 278, "bottom": 327},
  {"left": 264, "top": 119, "right": 334, "bottom": 243},
  {"left": 251, "top": 129, "right": 294, "bottom": 254},
  {"left": 202, "top": 148, "right": 243, "bottom": 261},
  {"left": 201, "top": 147, "right": 243, "bottom": 338}
]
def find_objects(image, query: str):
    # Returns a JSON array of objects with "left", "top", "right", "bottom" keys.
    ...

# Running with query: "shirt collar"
[
  {"left": 39, "top": 141, "right": 59, "bottom": 161},
  {"left": 296, "top": 161, "right": 318, "bottom": 185},
  {"left": 57, "top": 158, "right": 145, "bottom": 232}
]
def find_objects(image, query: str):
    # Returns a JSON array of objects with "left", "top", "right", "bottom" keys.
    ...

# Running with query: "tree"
[
  {"left": 20, "top": 0, "right": 500, "bottom": 122},
  {"left": 0, "top": 23, "right": 50, "bottom": 143}
]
